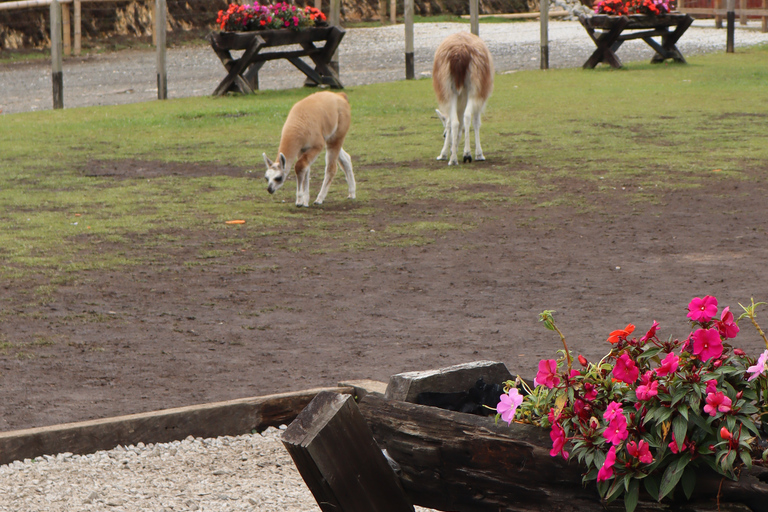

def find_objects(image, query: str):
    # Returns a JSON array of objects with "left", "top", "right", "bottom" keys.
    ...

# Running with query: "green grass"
[{"left": 1, "top": 44, "right": 768, "bottom": 282}]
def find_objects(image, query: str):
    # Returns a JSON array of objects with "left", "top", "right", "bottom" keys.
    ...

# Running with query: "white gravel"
[
  {"left": 1, "top": 19, "right": 768, "bottom": 114},
  {"left": 0, "top": 425, "right": 438, "bottom": 512}
]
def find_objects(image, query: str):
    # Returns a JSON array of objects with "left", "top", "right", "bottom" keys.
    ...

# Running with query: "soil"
[{"left": 2, "top": 159, "right": 768, "bottom": 433}]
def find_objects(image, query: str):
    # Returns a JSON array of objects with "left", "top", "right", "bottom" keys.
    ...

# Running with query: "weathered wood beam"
[
  {"left": 282, "top": 391, "right": 414, "bottom": 512},
  {"left": 358, "top": 394, "right": 768, "bottom": 512},
  {"left": 0, "top": 386, "right": 352, "bottom": 465}
]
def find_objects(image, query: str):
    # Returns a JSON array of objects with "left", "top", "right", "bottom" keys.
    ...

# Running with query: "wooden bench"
[
  {"left": 207, "top": 26, "right": 345, "bottom": 96},
  {"left": 578, "top": 13, "right": 694, "bottom": 69}
]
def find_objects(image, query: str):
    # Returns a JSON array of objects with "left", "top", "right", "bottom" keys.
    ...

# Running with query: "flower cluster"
[
  {"left": 216, "top": 2, "right": 327, "bottom": 32},
  {"left": 593, "top": 0, "right": 674, "bottom": 15},
  {"left": 497, "top": 297, "right": 768, "bottom": 511}
]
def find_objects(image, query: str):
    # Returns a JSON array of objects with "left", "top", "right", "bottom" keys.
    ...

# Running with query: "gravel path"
[{"left": 2, "top": 19, "right": 768, "bottom": 115}]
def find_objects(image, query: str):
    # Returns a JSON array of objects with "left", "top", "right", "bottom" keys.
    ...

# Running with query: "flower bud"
[
  {"left": 578, "top": 355, "right": 588, "bottom": 367},
  {"left": 734, "top": 349, "right": 746, "bottom": 357},
  {"left": 713, "top": 359, "right": 723, "bottom": 368},
  {"left": 720, "top": 426, "right": 732, "bottom": 440},
  {"left": 736, "top": 391, "right": 743, "bottom": 400}
]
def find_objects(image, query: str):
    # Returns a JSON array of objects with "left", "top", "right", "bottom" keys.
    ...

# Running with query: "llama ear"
[
  {"left": 279, "top": 153, "right": 287, "bottom": 170},
  {"left": 263, "top": 153, "right": 273, "bottom": 168}
]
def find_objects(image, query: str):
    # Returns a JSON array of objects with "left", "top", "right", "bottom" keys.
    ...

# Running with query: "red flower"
[
  {"left": 608, "top": 324, "right": 635, "bottom": 344},
  {"left": 627, "top": 439, "right": 653, "bottom": 464}
]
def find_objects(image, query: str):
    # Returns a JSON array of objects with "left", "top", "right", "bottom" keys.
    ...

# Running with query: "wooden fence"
[{"left": 678, "top": 0, "right": 768, "bottom": 31}]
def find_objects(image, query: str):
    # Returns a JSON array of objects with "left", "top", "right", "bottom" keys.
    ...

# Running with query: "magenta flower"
[
  {"left": 636, "top": 371, "right": 658, "bottom": 401},
  {"left": 583, "top": 382, "right": 598, "bottom": 401},
  {"left": 668, "top": 433, "right": 688, "bottom": 454},
  {"left": 597, "top": 446, "right": 617, "bottom": 482},
  {"left": 496, "top": 388, "right": 523, "bottom": 425},
  {"left": 692, "top": 328, "right": 723, "bottom": 362},
  {"left": 535, "top": 359, "right": 561, "bottom": 389},
  {"left": 687, "top": 296, "right": 718, "bottom": 323},
  {"left": 703, "top": 391, "right": 732, "bottom": 417},
  {"left": 747, "top": 350, "right": 768, "bottom": 381},
  {"left": 549, "top": 421, "right": 569, "bottom": 459},
  {"left": 640, "top": 320, "right": 660, "bottom": 342},
  {"left": 716, "top": 307, "right": 740, "bottom": 339},
  {"left": 604, "top": 401, "right": 623, "bottom": 422},
  {"left": 655, "top": 351, "right": 679, "bottom": 377},
  {"left": 705, "top": 379, "right": 718, "bottom": 394},
  {"left": 627, "top": 440, "right": 653, "bottom": 464},
  {"left": 613, "top": 352, "right": 639, "bottom": 384},
  {"left": 604, "top": 415, "right": 629, "bottom": 446}
]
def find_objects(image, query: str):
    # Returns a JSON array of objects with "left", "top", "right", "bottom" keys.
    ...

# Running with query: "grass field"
[{"left": 1, "top": 44, "right": 767, "bottom": 281}]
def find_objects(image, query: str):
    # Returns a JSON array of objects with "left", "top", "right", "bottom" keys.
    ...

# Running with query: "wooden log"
[
  {"left": 385, "top": 360, "right": 512, "bottom": 403},
  {"left": 282, "top": 391, "right": 414, "bottom": 512},
  {"left": 0, "top": 386, "right": 352, "bottom": 466},
  {"left": 358, "top": 394, "right": 768, "bottom": 512}
]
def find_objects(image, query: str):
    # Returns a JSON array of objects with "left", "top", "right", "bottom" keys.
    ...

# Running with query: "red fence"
[{"left": 678, "top": 0, "right": 768, "bottom": 31}]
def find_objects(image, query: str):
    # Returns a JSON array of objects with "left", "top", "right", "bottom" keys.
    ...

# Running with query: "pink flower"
[
  {"left": 496, "top": 388, "right": 523, "bottom": 425},
  {"left": 535, "top": 359, "right": 561, "bottom": 389},
  {"left": 604, "top": 401, "right": 623, "bottom": 422},
  {"left": 583, "top": 382, "right": 598, "bottom": 401},
  {"left": 549, "top": 422, "right": 569, "bottom": 459},
  {"left": 613, "top": 353, "right": 639, "bottom": 384},
  {"left": 655, "top": 351, "right": 679, "bottom": 377},
  {"left": 668, "top": 433, "right": 688, "bottom": 454},
  {"left": 747, "top": 350, "right": 768, "bottom": 381},
  {"left": 627, "top": 439, "right": 653, "bottom": 464},
  {"left": 704, "top": 391, "right": 732, "bottom": 417},
  {"left": 692, "top": 328, "right": 723, "bottom": 362},
  {"left": 640, "top": 321, "right": 660, "bottom": 342},
  {"left": 604, "top": 415, "right": 629, "bottom": 446},
  {"left": 597, "top": 446, "right": 617, "bottom": 482},
  {"left": 687, "top": 296, "right": 718, "bottom": 323},
  {"left": 635, "top": 371, "right": 658, "bottom": 401},
  {"left": 716, "top": 307, "right": 740, "bottom": 339},
  {"left": 705, "top": 379, "right": 718, "bottom": 394}
]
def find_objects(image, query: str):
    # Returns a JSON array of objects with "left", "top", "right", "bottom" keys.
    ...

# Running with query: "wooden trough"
[{"left": 282, "top": 361, "right": 768, "bottom": 512}]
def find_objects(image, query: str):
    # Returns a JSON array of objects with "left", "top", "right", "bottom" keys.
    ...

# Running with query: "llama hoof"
[
  {"left": 476, "top": 155, "right": 486, "bottom": 162},
  {"left": 436, "top": 155, "right": 447, "bottom": 161},
  {"left": 448, "top": 160, "right": 459, "bottom": 166},
  {"left": 463, "top": 154, "right": 472, "bottom": 163}
]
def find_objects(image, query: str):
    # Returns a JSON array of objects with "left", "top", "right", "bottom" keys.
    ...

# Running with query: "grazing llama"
[
  {"left": 263, "top": 91, "right": 355, "bottom": 207},
  {"left": 432, "top": 31, "right": 494, "bottom": 165}
]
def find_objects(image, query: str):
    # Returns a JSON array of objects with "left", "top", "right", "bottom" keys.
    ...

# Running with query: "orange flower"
[{"left": 607, "top": 324, "right": 635, "bottom": 344}]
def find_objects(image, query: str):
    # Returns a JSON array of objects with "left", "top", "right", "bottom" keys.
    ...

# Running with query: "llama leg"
[
  {"left": 473, "top": 106, "right": 485, "bottom": 161},
  {"left": 463, "top": 100, "right": 474, "bottom": 163},
  {"left": 315, "top": 148, "right": 340, "bottom": 205},
  {"left": 338, "top": 149, "right": 356, "bottom": 199},
  {"left": 449, "top": 97, "right": 460, "bottom": 166},
  {"left": 436, "top": 110, "right": 451, "bottom": 161},
  {"left": 301, "top": 167, "right": 311, "bottom": 207},
  {"left": 294, "top": 167, "right": 307, "bottom": 207}
]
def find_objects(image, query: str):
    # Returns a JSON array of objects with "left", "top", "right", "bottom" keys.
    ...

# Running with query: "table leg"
[
  {"left": 649, "top": 15, "right": 692, "bottom": 63},
  {"left": 584, "top": 18, "right": 628, "bottom": 69},
  {"left": 303, "top": 26, "right": 345, "bottom": 88},
  {"left": 212, "top": 35, "right": 266, "bottom": 96}
]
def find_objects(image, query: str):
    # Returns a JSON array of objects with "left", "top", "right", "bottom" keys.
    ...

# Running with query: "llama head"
[{"left": 263, "top": 152, "right": 288, "bottom": 194}]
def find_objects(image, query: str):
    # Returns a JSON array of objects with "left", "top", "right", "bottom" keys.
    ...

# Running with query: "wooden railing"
[{"left": 678, "top": 0, "right": 768, "bottom": 32}]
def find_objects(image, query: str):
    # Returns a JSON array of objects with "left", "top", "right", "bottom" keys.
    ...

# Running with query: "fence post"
[
  {"left": 50, "top": 0, "right": 63, "bottom": 109},
  {"left": 404, "top": 0, "right": 414, "bottom": 79},
  {"left": 390, "top": 0, "right": 396, "bottom": 23},
  {"left": 763, "top": 0, "right": 767, "bottom": 32},
  {"left": 62, "top": 2, "right": 71, "bottom": 56},
  {"left": 74, "top": 0, "right": 81, "bottom": 56},
  {"left": 716, "top": 0, "right": 723, "bottom": 28},
  {"left": 540, "top": 0, "right": 549, "bottom": 69},
  {"left": 740, "top": 0, "right": 746, "bottom": 24},
  {"left": 314, "top": 0, "right": 321, "bottom": 9},
  {"left": 329, "top": 0, "right": 340, "bottom": 74},
  {"left": 726, "top": 0, "right": 735, "bottom": 52},
  {"left": 155, "top": 0, "right": 167, "bottom": 99},
  {"left": 470, "top": 0, "right": 479, "bottom": 35}
]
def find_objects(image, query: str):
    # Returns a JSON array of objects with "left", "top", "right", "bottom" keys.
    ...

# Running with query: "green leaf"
[
  {"left": 672, "top": 414, "right": 688, "bottom": 452},
  {"left": 677, "top": 404, "right": 689, "bottom": 421},
  {"left": 659, "top": 455, "right": 691, "bottom": 501},
  {"left": 624, "top": 479, "right": 639, "bottom": 512},
  {"left": 644, "top": 474, "right": 660, "bottom": 501},
  {"left": 681, "top": 465, "right": 697, "bottom": 500},
  {"left": 739, "top": 450, "right": 753, "bottom": 470}
]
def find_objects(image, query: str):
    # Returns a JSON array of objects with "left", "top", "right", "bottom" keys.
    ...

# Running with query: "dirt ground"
[{"left": 2, "top": 159, "right": 768, "bottom": 433}]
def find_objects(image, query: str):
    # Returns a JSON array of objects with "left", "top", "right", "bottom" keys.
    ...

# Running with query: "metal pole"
[
  {"left": 540, "top": 0, "right": 549, "bottom": 69},
  {"left": 155, "top": 0, "right": 167, "bottom": 99},
  {"left": 404, "top": 0, "right": 414, "bottom": 79},
  {"left": 726, "top": 0, "right": 735, "bottom": 52},
  {"left": 50, "top": 0, "right": 63, "bottom": 109},
  {"left": 470, "top": 0, "right": 479, "bottom": 35}
]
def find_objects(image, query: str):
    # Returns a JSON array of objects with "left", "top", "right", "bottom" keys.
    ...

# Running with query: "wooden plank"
[
  {"left": 384, "top": 360, "right": 512, "bottom": 403},
  {"left": 358, "top": 393, "right": 768, "bottom": 512},
  {"left": 338, "top": 379, "right": 387, "bottom": 400},
  {"left": 282, "top": 391, "right": 414, "bottom": 512},
  {"left": 0, "top": 386, "right": 352, "bottom": 466}
]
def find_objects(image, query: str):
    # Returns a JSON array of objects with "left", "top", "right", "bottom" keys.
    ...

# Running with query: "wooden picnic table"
[
  {"left": 578, "top": 13, "right": 694, "bottom": 68},
  {"left": 207, "top": 26, "right": 345, "bottom": 96}
]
